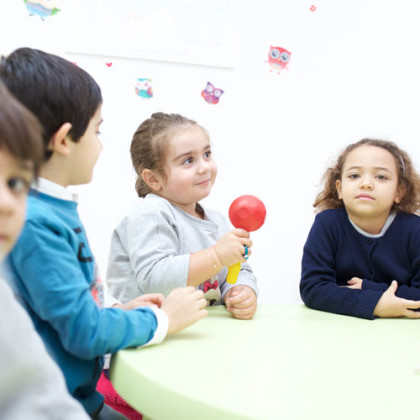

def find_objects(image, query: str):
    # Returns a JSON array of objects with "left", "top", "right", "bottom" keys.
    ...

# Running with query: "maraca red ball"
[{"left": 229, "top": 195, "right": 266, "bottom": 232}]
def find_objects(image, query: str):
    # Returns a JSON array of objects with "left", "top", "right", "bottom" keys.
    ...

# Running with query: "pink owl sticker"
[
  {"left": 201, "top": 82, "right": 224, "bottom": 105},
  {"left": 267, "top": 46, "right": 292, "bottom": 74}
]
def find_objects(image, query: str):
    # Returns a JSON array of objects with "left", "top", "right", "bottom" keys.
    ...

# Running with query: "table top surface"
[{"left": 110, "top": 304, "right": 420, "bottom": 420}]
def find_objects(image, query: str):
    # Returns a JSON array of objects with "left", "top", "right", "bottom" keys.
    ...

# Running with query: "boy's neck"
[{"left": 40, "top": 163, "right": 71, "bottom": 187}]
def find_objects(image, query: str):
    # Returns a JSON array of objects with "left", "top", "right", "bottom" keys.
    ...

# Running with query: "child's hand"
[
  {"left": 214, "top": 229, "right": 252, "bottom": 267},
  {"left": 224, "top": 285, "right": 257, "bottom": 320},
  {"left": 345, "top": 277, "right": 363, "bottom": 289},
  {"left": 161, "top": 286, "right": 208, "bottom": 334},
  {"left": 113, "top": 293, "right": 165, "bottom": 310},
  {"left": 373, "top": 281, "right": 420, "bottom": 318}
]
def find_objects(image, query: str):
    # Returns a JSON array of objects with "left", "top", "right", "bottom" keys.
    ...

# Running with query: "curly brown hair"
[
  {"left": 314, "top": 138, "right": 420, "bottom": 215},
  {"left": 130, "top": 112, "right": 205, "bottom": 197}
]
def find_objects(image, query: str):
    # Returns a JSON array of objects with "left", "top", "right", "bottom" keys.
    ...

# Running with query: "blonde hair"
[{"left": 314, "top": 138, "right": 420, "bottom": 215}]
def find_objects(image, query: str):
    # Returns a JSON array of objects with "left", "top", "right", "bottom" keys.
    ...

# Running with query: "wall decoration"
[
  {"left": 64, "top": 0, "right": 240, "bottom": 69},
  {"left": 23, "top": 0, "right": 60, "bottom": 20},
  {"left": 135, "top": 78, "right": 153, "bottom": 99},
  {"left": 201, "top": 82, "right": 224, "bottom": 104},
  {"left": 267, "top": 46, "right": 292, "bottom": 74}
]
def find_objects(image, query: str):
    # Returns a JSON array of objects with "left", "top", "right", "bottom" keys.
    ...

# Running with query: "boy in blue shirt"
[{"left": 0, "top": 47, "right": 207, "bottom": 419}]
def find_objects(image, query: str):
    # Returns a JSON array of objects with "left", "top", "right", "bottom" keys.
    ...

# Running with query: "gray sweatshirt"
[
  {"left": 0, "top": 278, "right": 88, "bottom": 420},
  {"left": 106, "top": 194, "right": 258, "bottom": 304}
]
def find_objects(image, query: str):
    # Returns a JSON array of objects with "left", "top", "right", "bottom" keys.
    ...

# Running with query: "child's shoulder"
[
  {"left": 315, "top": 207, "right": 347, "bottom": 222},
  {"left": 395, "top": 211, "right": 420, "bottom": 230},
  {"left": 27, "top": 190, "right": 78, "bottom": 221},
  {"left": 122, "top": 194, "right": 177, "bottom": 224}
]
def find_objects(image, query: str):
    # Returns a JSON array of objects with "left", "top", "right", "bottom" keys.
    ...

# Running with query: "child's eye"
[
  {"left": 204, "top": 150, "right": 212, "bottom": 159},
  {"left": 182, "top": 157, "right": 193, "bottom": 165},
  {"left": 376, "top": 174, "right": 388, "bottom": 181},
  {"left": 348, "top": 173, "right": 360, "bottom": 179},
  {"left": 8, "top": 177, "right": 30, "bottom": 193}
]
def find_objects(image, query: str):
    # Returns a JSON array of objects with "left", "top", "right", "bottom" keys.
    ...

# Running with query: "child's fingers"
[
  {"left": 146, "top": 293, "right": 165, "bottom": 305},
  {"left": 197, "top": 297, "right": 207, "bottom": 310},
  {"left": 232, "top": 228, "right": 250, "bottom": 238},
  {"left": 404, "top": 309, "right": 420, "bottom": 319},
  {"left": 227, "top": 305, "right": 256, "bottom": 320},
  {"left": 406, "top": 300, "right": 420, "bottom": 310},
  {"left": 227, "top": 293, "right": 254, "bottom": 308}
]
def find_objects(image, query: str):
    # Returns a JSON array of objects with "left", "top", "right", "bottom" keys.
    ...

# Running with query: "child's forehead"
[
  {"left": 0, "top": 147, "right": 34, "bottom": 173},
  {"left": 167, "top": 126, "right": 209, "bottom": 148},
  {"left": 344, "top": 145, "right": 396, "bottom": 167}
]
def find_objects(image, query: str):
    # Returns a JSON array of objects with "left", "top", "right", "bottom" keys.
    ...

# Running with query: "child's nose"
[
  {"left": 198, "top": 159, "right": 210, "bottom": 173},
  {"left": 360, "top": 176, "right": 373, "bottom": 189}
]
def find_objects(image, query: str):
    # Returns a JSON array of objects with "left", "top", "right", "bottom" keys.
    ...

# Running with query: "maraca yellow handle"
[{"left": 226, "top": 262, "right": 241, "bottom": 284}]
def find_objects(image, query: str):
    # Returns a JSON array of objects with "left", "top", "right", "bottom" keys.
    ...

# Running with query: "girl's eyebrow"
[{"left": 345, "top": 165, "right": 392, "bottom": 173}]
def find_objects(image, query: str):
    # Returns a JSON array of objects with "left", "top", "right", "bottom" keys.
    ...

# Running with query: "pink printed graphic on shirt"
[{"left": 90, "top": 263, "right": 104, "bottom": 307}]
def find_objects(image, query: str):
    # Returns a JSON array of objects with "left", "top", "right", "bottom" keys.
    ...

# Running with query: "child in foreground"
[
  {"left": 0, "top": 48, "right": 207, "bottom": 419},
  {"left": 300, "top": 138, "right": 420, "bottom": 319},
  {"left": 0, "top": 82, "right": 89, "bottom": 418},
  {"left": 107, "top": 112, "right": 258, "bottom": 320}
]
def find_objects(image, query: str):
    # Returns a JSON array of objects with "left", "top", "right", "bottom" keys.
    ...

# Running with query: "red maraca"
[{"left": 226, "top": 195, "right": 266, "bottom": 284}]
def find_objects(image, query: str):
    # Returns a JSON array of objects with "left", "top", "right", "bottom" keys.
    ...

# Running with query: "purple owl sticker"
[{"left": 201, "top": 82, "right": 224, "bottom": 104}]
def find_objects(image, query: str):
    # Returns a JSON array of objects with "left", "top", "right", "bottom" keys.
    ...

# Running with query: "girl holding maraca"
[{"left": 107, "top": 113, "right": 264, "bottom": 319}]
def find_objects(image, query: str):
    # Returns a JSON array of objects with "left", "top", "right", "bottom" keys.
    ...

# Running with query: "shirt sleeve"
[
  {"left": 300, "top": 213, "right": 383, "bottom": 319},
  {"left": 9, "top": 219, "right": 160, "bottom": 360},
  {"left": 141, "top": 307, "right": 168, "bottom": 347},
  {"left": 393, "top": 223, "right": 420, "bottom": 300},
  {"left": 119, "top": 204, "right": 190, "bottom": 296}
]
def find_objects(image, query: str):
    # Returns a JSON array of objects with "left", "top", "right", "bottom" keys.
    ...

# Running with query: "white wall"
[{"left": 2, "top": 0, "right": 420, "bottom": 303}]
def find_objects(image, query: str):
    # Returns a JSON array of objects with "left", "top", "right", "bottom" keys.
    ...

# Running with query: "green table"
[{"left": 110, "top": 304, "right": 420, "bottom": 420}]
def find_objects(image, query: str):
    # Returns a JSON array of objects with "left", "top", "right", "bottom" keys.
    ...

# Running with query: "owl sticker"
[
  {"left": 23, "top": 0, "right": 60, "bottom": 20},
  {"left": 135, "top": 78, "right": 153, "bottom": 99},
  {"left": 201, "top": 82, "right": 224, "bottom": 105},
  {"left": 267, "top": 46, "right": 292, "bottom": 74}
]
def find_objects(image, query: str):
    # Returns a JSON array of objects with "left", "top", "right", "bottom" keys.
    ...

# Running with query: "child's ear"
[
  {"left": 47, "top": 123, "right": 73, "bottom": 156},
  {"left": 335, "top": 179, "right": 343, "bottom": 199},
  {"left": 142, "top": 169, "right": 163, "bottom": 192},
  {"left": 395, "top": 183, "right": 407, "bottom": 204}
]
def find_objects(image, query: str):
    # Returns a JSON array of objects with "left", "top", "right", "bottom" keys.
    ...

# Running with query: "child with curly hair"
[{"left": 300, "top": 138, "right": 420, "bottom": 319}]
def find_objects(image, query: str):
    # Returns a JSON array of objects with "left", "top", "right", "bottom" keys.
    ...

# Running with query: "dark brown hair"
[
  {"left": 0, "top": 82, "right": 43, "bottom": 177},
  {"left": 0, "top": 47, "right": 102, "bottom": 161},
  {"left": 130, "top": 112, "right": 205, "bottom": 197},
  {"left": 314, "top": 138, "right": 420, "bottom": 215}
]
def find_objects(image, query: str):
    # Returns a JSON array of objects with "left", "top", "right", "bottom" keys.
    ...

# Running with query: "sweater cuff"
[
  {"left": 362, "top": 278, "right": 388, "bottom": 292},
  {"left": 355, "top": 289, "right": 383, "bottom": 319},
  {"left": 140, "top": 307, "right": 168, "bottom": 347}
]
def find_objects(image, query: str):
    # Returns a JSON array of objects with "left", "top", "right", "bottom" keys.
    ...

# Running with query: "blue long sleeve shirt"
[
  {"left": 300, "top": 208, "right": 420, "bottom": 319},
  {"left": 7, "top": 190, "right": 161, "bottom": 414}
]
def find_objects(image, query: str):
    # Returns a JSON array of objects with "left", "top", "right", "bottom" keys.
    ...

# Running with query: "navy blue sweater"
[{"left": 300, "top": 208, "right": 420, "bottom": 319}]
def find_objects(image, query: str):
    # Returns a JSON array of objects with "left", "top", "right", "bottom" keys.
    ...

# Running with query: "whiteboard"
[{"left": 64, "top": 0, "right": 240, "bottom": 68}]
